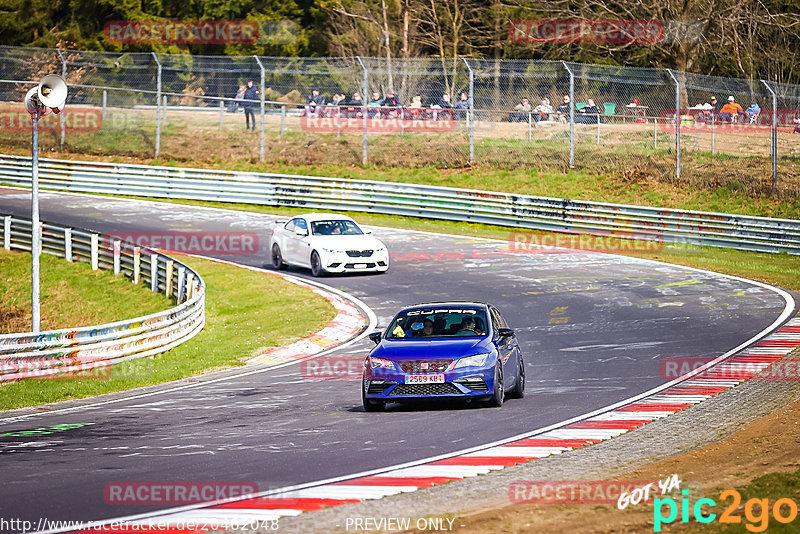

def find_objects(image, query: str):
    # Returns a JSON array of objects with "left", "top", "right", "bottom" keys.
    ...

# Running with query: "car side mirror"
[
  {"left": 368, "top": 331, "right": 382, "bottom": 344},
  {"left": 497, "top": 327, "right": 515, "bottom": 338}
]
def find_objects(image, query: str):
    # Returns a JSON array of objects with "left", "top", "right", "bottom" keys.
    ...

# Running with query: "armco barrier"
[
  {"left": 0, "top": 153, "right": 799, "bottom": 254},
  {"left": 0, "top": 214, "right": 205, "bottom": 380}
]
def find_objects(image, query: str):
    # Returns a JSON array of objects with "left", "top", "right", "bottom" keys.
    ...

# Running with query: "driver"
[{"left": 456, "top": 316, "right": 478, "bottom": 335}]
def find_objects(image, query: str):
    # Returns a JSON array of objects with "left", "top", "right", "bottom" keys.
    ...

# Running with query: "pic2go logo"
[{"left": 654, "top": 489, "right": 800, "bottom": 532}]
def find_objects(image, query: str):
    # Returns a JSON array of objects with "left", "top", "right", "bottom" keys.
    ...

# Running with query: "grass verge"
[{"left": 0, "top": 253, "right": 336, "bottom": 410}]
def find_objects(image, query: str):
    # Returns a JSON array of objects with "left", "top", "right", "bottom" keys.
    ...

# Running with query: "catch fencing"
[
  {"left": 0, "top": 153, "right": 798, "bottom": 256},
  {"left": 1, "top": 46, "right": 799, "bottom": 194},
  {"left": 0, "top": 213, "right": 206, "bottom": 380}
]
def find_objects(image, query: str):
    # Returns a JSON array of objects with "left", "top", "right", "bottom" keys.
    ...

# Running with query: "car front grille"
[
  {"left": 346, "top": 250, "right": 373, "bottom": 257},
  {"left": 399, "top": 360, "right": 452, "bottom": 373},
  {"left": 367, "top": 381, "right": 394, "bottom": 394},
  {"left": 390, "top": 383, "right": 462, "bottom": 396}
]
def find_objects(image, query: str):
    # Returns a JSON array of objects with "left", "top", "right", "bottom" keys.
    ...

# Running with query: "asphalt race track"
[{"left": 0, "top": 189, "right": 794, "bottom": 531}]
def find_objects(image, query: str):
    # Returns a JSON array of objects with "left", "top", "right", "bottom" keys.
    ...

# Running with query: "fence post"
[
  {"left": 654, "top": 118, "right": 658, "bottom": 149},
  {"left": 464, "top": 58, "right": 474, "bottom": 164},
  {"left": 133, "top": 246, "right": 140, "bottom": 284},
  {"left": 253, "top": 56, "right": 266, "bottom": 162},
  {"left": 356, "top": 56, "right": 369, "bottom": 164},
  {"left": 64, "top": 227, "right": 71, "bottom": 261},
  {"left": 280, "top": 105, "right": 286, "bottom": 137},
  {"left": 219, "top": 100, "right": 224, "bottom": 130},
  {"left": 666, "top": 69, "right": 681, "bottom": 179},
  {"left": 102, "top": 90, "right": 107, "bottom": 122},
  {"left": 162, "top": 95, "right": 167, "bottom": 126},
  {"left": 56, "top": 49, "right": 66, "bottom": 149},
  {"left": 562, "top": 61, "right": 575, "bottom": 168},
  {"left": 596, "top": 112, "right": 600, "bottom": 144},
  {"left": 165, "top": 259, "right": 174, "bottom": 296},
  {"left": 152, "top": 52, "right": 162, "bottom": 158},
  {"left": 760, "top": 80, "right": 778, "bottom": 192},
  {"left": 528, "top": 113, "right": 532, "bottom": 141},
  {"left": 3, "top": 216, "right": 10, "bottom": 250},
  {"left": 113, "top": 239, "right": 121, "bottom": 274},
  {"left": 711, "top": 113, "right": 716, "bottom": 154},
  {"left": 91, "top": 233, "right": 99, "bottom": 270},
  {"left": 150, "top": 253, "right": 159, "bottom": 292}
]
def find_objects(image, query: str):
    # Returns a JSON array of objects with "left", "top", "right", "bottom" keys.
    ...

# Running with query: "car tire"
[
  {"left": 509, "top": 354, "right": 525, "bottom": 399},
  {"left": 271, "top": 244, "right": 287, "bottom": 270},
  {"left": 485, "top": 363, "right": 504, "bottom": 408},
  {"left": 310, "top": 250, "right": 324, "bottom": 277},
  {"left": 362, "top": 382, "right": 386, "bottom": 412}
]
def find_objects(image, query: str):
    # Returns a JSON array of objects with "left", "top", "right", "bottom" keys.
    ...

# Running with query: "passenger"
[
  {"left": 457, "top": 316, "right": 478, "bottom": 335},
  {"left": 421, "top": 319, "right": 434, "bottom": 337}
]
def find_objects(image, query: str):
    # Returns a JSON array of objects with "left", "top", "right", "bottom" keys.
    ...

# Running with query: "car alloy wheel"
[
  {"left": 310, "top": 250, "right": 324, "bottom": 277},
  {"left": 271, "top": 244, "right": 286, "bottom": 270},
  {"left": 486, "top": 363, "right": 503, "bottom": 407}
]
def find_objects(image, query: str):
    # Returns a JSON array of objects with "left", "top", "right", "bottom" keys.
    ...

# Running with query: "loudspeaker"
[{"left": 24, "top": 75, "right": 68, "bottom": 116}]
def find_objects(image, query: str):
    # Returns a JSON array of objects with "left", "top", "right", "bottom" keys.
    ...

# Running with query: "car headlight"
[
  {"left": 449, "top": 353, "right": 490, "bottom": 370},
  {"left": 369, "top": 356, "right": 395, "bottom": 371}
]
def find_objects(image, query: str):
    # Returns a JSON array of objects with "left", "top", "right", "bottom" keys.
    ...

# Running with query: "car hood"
[
  {"left": 373, "top": 338, "right": 491, "bottom": 361},
  {"left": 310, "top": 235, "right": 384, "bottom": 250}
]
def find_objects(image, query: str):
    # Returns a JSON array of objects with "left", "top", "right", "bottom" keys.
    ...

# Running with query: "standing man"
[{"left": 243, "top": 80, "right": 259, "bottom": 132}]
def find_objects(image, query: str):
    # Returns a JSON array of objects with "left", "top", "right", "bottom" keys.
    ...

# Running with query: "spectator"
[
  {"left": 719, "top": 95, "right": 743, "bottom": 124},
  {"left": 381, "top": 91, "right": 401, "bottom": 118},
  {"left": 242, "top": 80, "right": 258, "bottom": 131},
  {"left": 508, "top": 98, "right": 532, "bottom": 122},
  {"left": 710, "top": 95, "right": 724, "bottom": 113},
  {"left": 346, "top": 92, "right": 363, "bottom": 118},
  {"left": 431, "top": 93, "right": 453, "bottom": 120},
  {"left": 329, "top": 92, "right": 346, "bottom": 118},
  {"left": 556, "top": 95, "right": 572, "bottom": 122},
  {"left": 576, "top": 98, "right": 601, "bottom": 124},
  {"left": 367, "top": 92, "right": 382, "bottom": 118},
  {"left": 793, "top": 118, "right": 800, "bottom": 134},
  {"left": 407, "top": 95, "right": 423, "bottom": 119},
  {"left": 231, "top": 84, "right": 245, "bottom": 113},
  {"left": 533, "top": 98, "right": 553, "bottom": 122},
  {"left": 454, "top": 90, "right": 471, "bottom": 120},
  {"left": 744, "top": 101, "right": 761, "bottom": 124},
  {"left": 305, "top": 88, "right": 325, "bottom": 118}
]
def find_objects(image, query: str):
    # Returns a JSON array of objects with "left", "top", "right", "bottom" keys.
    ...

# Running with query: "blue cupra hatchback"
[{"left": 361, "top": 302, "right": 525, "bottom": 411}]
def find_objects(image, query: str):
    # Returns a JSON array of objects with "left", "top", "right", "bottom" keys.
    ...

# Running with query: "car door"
[
  {"left": 490, "top": 307, "right": 517, "bottom": 388},
  {"left": 283, "top": 217, "right": 309, "bottom": 265}
]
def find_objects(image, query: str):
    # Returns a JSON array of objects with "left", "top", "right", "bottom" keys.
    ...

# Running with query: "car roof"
[{"left": 293, "top": 213, "right": 357, "bottom": 223}]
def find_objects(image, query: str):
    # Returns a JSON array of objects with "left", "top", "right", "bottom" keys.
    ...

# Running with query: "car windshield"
[
  {"left": 311, "top": 220, "right": 364, "bottom": 236},
  {"left": 385, "top": 307, "right": 489, "bottom": 339}
]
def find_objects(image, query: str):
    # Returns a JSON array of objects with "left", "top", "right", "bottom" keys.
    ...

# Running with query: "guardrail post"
[
  {"left": 761, "top": 79, "right": 778, "bottom": 192},
  {"left": 186, "top": 271, "right": 195, "bottom": 299},
  {"left": 253, "top": 56, "right": 266, "bottom": 163},
  {"left": 150, "top": 253, "right": 159, "bottom": 292},
  {"left": 666, "top": 69, "right": 681, "bottom": 179},
  {"left": 152, "top": 53, "right": 162, "bottom": 158},
  {"left": 165, "top": 260, "right": 174, "bottom": 296},
  {"left": 356, "top": 56, "right": 368, "bottom": 164},
  {"left": 3, "top": 216, "right": 10, "bottom": 250},
  {"left": 64, "top": 227, "right": 72, "bottom": 261},
  {"left": 562, "top": 61, "right": 575, "bottom": 168},
  {"left": 133, "top": 246, "right": 140, "bottom": 283},
  {"left": 91, "top": 233, "right": 99, "bottom": 270},
  {"left": 219, "top": 100, "right": 225, "bottom": 130},
  {"left": 56, "top": 48, "right": 66, "bottom": 149},
  {"left": 280, "top": 105, "right": 286, "bottom": 137},
  {"left": 113, "top": 239, "right": 121, "bottom": 274},
  {"left": 177, "top": 265, "right": 186, "bottom": 302},
  {"left": 463, "top": 58, "right": 474, "bottom": 164}
]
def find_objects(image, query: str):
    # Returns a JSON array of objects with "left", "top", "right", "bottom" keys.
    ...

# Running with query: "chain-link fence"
[{"left": 1, "top": 45, "right": 799, "bottom": 194}]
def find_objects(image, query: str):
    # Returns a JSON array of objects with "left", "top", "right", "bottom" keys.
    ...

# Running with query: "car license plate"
[
  {"left": 405, "top": 374, "right": 445, "bottom": 384},
  {"left": 354, "top": 263, "right": 367, "bottom": 269}
]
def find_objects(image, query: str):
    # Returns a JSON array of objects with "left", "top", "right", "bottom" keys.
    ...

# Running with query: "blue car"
[{"left": 362, "top": 302, "right": 525, "bottom": 411}]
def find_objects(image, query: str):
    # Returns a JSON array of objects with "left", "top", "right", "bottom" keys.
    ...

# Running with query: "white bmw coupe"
[{"left": 269, "top": 213, "right": 389, "bottom": 276}]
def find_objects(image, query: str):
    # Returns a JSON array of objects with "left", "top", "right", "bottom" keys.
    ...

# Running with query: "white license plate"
[
  {"left": 354, "top": 263, "right": 367, "bottom": 269},
  {"left": 405, "top": 374, "right": 445, "bottom": 384}
]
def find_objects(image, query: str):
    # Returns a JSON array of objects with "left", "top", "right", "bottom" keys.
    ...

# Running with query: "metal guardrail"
[
  {"left": 0, "top": 153, "right": 799, "bottom": 255},
  {"left": 0, "top": 213, "right": 205, "bottom": 380}
]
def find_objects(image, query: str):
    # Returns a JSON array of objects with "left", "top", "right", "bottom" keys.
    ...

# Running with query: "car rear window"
[{"left": 385, "top": 307, "right": 489, "bottom": 339}]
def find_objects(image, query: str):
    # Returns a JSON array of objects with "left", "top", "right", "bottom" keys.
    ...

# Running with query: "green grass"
[
  {"left": 0, "top": 249, "right": 173, "bottom": 333},
  {"left": 0, "top": 253, "right": 336, "bottom": 410}
]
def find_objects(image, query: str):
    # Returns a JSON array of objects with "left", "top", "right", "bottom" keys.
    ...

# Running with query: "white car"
[{"left": 269, "top": 214, "right": 389, "bottom": 276}]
